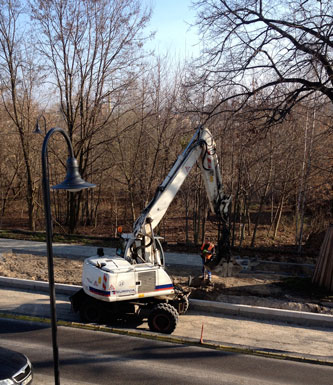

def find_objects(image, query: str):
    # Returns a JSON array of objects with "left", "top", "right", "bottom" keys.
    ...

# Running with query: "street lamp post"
[{"left": 41, "top": 127, "right": 95, "bottom": 385}]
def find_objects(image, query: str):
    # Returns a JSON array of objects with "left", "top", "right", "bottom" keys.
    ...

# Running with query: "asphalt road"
[{"left": 1, "top": 317, "right": 333, "bottom": 385}]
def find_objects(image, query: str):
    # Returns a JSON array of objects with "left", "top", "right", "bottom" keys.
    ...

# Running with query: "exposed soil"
[{"left": 0, "top": 252, "right": 332, "bottom": 315}]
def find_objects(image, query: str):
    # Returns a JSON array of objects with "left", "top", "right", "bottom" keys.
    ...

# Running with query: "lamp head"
[
  {"left": 33, "top": 120, "right": 43, "bottom": 135},
  {"left": 33, "top": 114, "right": 47, "bottom": 135},
  {"left": 51, "top": 158, "right": 96, "bottom": 192}
]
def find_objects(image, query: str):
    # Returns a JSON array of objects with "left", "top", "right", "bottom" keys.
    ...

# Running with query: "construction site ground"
[
  {"left": 0, "top": 251, "right": 332, "bottom": 316},
  {"left": 0, "top": 238, "right": 332, "bottom": 365}
]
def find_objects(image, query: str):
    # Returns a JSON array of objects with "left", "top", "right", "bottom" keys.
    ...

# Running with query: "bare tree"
[
  {"left": 0, "top": 0, "right": 40, "bottom": 230},
  {"left": 29, "top": 0, "right": 152, "bottom": 232},
  {"left": 0, "top": 123, "right": 23, "bottom": 220},
  {"left": 191, "top": 0, "right": 333, "bottom": 125}
]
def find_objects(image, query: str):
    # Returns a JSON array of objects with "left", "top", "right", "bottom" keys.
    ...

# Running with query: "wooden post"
[
  {"left": 200, "top": 323, "right": 204, "bottom": 344},
  {"left": 312, "top": 225, "right": 333, "bottom": 292}
]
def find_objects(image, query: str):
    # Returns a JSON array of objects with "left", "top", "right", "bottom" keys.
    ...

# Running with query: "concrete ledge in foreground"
[
  {"left": 0, "top": 276, "right": 80, "bottom": 295},
  {"left": 0, "top": 276, "right": 332, "bottom": 328},
  {"left": 190, "top": 299, "right": 333, "bottom": 328}
]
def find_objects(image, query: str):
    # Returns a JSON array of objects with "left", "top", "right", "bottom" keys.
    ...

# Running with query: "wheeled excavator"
[{"left": 70, "top": 125, "right": 231, "bottom": 334}]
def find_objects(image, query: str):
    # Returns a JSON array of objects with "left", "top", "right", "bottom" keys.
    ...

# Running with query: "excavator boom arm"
[{"left": 133, "top": 126, "right": 231, "bottom": 238}]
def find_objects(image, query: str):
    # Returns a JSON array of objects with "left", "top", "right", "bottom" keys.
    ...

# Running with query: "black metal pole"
[
  {"left": 40, "top": 127, "right": 95, "bottom": 385},
  {"left": 41, "top": 127, "right": 74, "bottom": 385},
  {"left": 41, "top": 130, "right": 62, "bottom": 385}
]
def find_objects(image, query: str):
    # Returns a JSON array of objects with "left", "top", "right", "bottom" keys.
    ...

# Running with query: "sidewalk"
[{"left": 0, "top": 238, "right": 202, "bottom": 266}]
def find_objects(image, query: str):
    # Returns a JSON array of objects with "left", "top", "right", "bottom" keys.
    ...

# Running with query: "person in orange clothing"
[{"left": 200, "top": 239, "right": 215, "bottom": 283}]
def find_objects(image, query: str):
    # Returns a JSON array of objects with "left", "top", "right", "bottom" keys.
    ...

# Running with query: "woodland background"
[{"left": 0, "top": 0, "right": 333, "bottom": 254}]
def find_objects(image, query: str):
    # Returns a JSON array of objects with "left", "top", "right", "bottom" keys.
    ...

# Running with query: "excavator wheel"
[
  {"left": 148, "top": 303, "right": 178, "bottom": 334},
  {"left": 79, "top": 297, "right": 104, "bottom": 324}
]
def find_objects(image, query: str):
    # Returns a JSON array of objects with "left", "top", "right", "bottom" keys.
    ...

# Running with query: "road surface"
[{"left": 1, "top": 317, "right": 332, "bottom": 385}]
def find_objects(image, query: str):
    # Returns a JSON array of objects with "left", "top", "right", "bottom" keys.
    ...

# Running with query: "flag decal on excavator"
[
  {"left": 89, "top": 286, "right": 111, "bottom": 297},
  {"left": 155, "top": 284, "right": 173, "bottom": 291}
]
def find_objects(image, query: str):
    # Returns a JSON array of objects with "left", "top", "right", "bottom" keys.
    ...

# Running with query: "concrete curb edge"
[{"left": 190, "top": 299, "right": 333, "bottom": 328}]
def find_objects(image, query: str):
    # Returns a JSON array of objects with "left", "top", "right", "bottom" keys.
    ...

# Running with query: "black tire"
[
  {"left": 79, "top": 298, "right": 104, "bottom": 324},
  {"left": 148, "top": 303, "right": 178, "bottom": 334}
]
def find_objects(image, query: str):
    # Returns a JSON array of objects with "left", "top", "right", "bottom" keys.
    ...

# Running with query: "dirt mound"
[{"left": 0, "top": 252, "right": 82, "bottom": 285}]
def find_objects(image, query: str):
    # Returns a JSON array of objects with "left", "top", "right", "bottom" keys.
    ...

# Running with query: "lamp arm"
[{"left": 42, "top": 127, "right": 75, "bottom": 160}]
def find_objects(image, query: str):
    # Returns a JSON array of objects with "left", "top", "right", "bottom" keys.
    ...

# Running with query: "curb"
[
  {"left": 0, "top": 276, "right": 80, "bottom": 295},
  {"left": 190, "top": 299, "right": 333, "bottom": 328},
  {"left": 0, "top": 276, "right": 332, "bottom": 328}
]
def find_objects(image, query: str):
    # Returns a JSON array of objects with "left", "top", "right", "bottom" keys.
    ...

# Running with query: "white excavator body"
[{"left": 82, "top": 255, "right": 174, "bottom": 303}]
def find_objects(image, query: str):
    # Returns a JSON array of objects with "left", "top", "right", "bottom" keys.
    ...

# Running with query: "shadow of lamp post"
[{"left": 41, "top": 127, "right": 95, "bottom": 385}]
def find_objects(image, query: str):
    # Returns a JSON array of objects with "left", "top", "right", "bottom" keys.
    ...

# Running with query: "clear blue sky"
[{"left": 144, "top": 0, "right": 201, "bottom": 59}]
